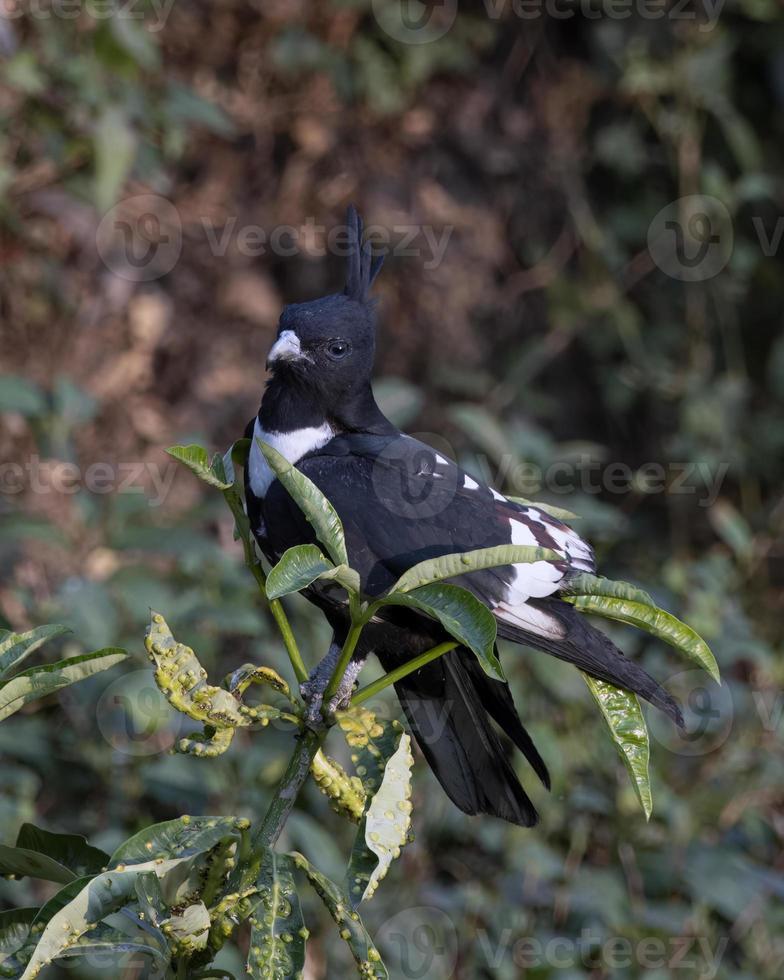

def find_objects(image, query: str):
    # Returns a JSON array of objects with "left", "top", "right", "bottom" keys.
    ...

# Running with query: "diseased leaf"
[
  {"left": 17, "top": 858, "right": 191, "bottom": 980},
  {"left": 564, "top": 594, "right": 720, "bottom": 683},
  {"left": 14, "top": 825, "right": 108, "bottom": 879},
  {"left": 258, "top": 440, "right": 348, "bottom": 566},
  {"left": 0, "top": 907, "right": 37, "bottom": 956},
  {"left": 582, "top": 673, "right": 653, "bottom": 820},
  {"left": 248, "top": 850, "right": 306, "bottom": 980},
  {"left": 310, "top": 751, "right": 367, "bottom": 823},
  {"left": 379, "top": 583, "right": 503, "bottom": 681},
  {"left": 339, "top": 710, "right": 413, "bottom": 906},
  {"left": 289, "top": 852, "right": 387, "bottom": 978},
  {"left": 109, "top": 814, "right": 248, "bottom": 868},
  {"left": 0, "top": 649, "right": 127, "bottom": 723},
  {"left": 563, "top": 572, "right": 654, "bottom": 606},
  {"left": 166, "top": 444, "right": 234, "bottom": 490},
  {"left": 388, "top": 544, "right": 561, "bottom": 595},
  {"left": 0, "top": 625, "right": 71, "bottom": 679}
]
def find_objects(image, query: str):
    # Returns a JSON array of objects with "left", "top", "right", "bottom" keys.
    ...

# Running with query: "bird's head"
[{"left": 265, "top": 207, "right": 384, "bottom": 403}]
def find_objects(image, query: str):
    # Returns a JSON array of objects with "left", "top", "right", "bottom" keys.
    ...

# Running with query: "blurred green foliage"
[{"left": 1, "top": 1, "right": 784, "bottom": 978}]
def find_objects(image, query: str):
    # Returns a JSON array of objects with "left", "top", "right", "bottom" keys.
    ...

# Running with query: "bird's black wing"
[{"left": 262, "top": 432, "right": 682, "bottom": 727}]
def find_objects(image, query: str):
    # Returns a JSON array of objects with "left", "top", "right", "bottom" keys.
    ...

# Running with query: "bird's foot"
[{"left": 300, "top": 644, "right": 366, "bottom": 726}]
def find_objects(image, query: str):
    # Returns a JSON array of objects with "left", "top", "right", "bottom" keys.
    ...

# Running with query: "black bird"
[{"left": 245, "top": 208, "right": 682, "bottom": 827}]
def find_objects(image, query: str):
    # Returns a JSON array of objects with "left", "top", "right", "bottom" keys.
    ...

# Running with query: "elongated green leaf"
[
  {"left": 0, "top": 844, "right": 76, "bottom": 884},
  {"left": 388, "top": 544, "right": 561, "bottom": 595},
  {"left": 379, "top": 583, "right": 503, "bottom": 681},
  {"left": 0, "top": 649, "right": 127, "bottom": 722},
  {"left": 289, "top": 852, "right": 387, "bottom": 979},
  {"left": 267, "top": 544, "right": 360, "bottom": 600},
  {"left": 109, "top": 814, "right": 247, "bottom": 868},
  {"left": 506, "top": 495, "right": 579, "bottom": 521},
  {"left": 266, "top": 545, "right": 335, "bottom": 599},
  {"left": 43, "top": 919, "right": 171, "bottom": 974},
  {"left": 166, "top": 444, "right": 233, "bottom": 489},
  {"left": 248, "top": 850, "right": 306, "bottom": 980},
  {"left": 565, "top": 594, "right": 720, "bottom": 683},
  {"left": 258, "top": 440, "right": 348, "bottom": 566},
  {"left": 582, "top": 673, "right": 653, "bottom": 820},
  {"left": 14, "top": 825, "right": 108, "bottom": 879},
  {"left": 563, "top": 572, "right": 654, "bottom": 606},
  {"left": 339, "top": 710, "right": 413, "bottom": 906},
  {"left": 0, "top": 625, "right": 70, "bottom": 679}
]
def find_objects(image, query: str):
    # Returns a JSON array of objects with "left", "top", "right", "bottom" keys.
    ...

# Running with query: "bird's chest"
[{"left": 246, "top": 417, "right": 333, "bottom": 543}]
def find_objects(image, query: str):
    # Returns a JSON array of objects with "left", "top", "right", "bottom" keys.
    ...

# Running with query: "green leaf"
[
  {"left": 109, "top": 814, "right": 248, "bottom": 868},
  {"left": 0, "top": 844, "right": 76, "bottom": 885},
  {"left": 0, "top": 625, "right": 71, "bottom": 679},
  {"left": 339, "top": 711, "right": 413, "bottom": 906},
  {"left": 0, "top": 376, "right": 47, "bottom": 417},
  {"left": 0, "top": 649, "right": 127, "bottom": 723},
  {"left": 388, "top": 544, "right": 561, "bottom": 594},
  {"left": 14, "top": 825, "right": 108, "bottom": 879},
  {"left": 582, "top": 673, "right": 653, "bottom": 820},
  {"left": 506, "top": 496, "right": 579, "bottom": 522},
  {"left": 257, "top": 440, "right": 348, "bottom": 566},
  {"left": 379, "top": 583, "right": 503, "bottom": 681},
  {"left": 563, "top": 572, "right": 654, "bottom": 606},
  {"left": 94, "top": 106, "right": 137, "bottom": 212},
  {"left": 266, "top": 544, "right": 360, "bottom": 600},
  {"left": 289, "top": 852, "right": 387, "bottom": 979},
  {"left": 166, "top": 444, "right": 234, "bottom": 490},
  {"left": 266, "top": 545, "right": 335, "bottom": 599},
  {"left": 248, "top": 850, "right": 306, "bottom": 980},
  {"left": 564, "top": 594, "right": 720, "bottom": 683}
]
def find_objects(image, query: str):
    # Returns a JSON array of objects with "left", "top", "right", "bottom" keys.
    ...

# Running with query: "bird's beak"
[{"left": 266, "top": 330, "right": 308, "bottom": 371}]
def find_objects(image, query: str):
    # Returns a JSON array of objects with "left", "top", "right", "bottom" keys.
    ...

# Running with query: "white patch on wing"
[
  {"left": 490, "top": 488, "right": 506, "bottom": 501},
  {"left": 505, "top": 517, "right": 565, "bottom": 598},
  {"left": 526, "top": 511, "right": 594, "bottom": 572},
  {"left": 435, "top": 454, "right": 449, "bottom": 465},
  {"left": 493, "top": 600, "right": 566, "bottom": 639},
  {"left": 248, "top": 417, "right": 333, "bottom": 498},
  {"left": 463, "top": 474, "right": 479, "bottom": 489}
]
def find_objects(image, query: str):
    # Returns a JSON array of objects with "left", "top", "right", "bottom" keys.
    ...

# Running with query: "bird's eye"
[{"left": 326, "top": 340, "right": 351, "bottom": 360}]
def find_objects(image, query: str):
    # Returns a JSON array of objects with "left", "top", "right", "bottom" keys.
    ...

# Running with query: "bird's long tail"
[
  {"left": 496, "top": 598, "right": 685, "bottom": 728},
  {"left": 378, "top": 646, "right": 547, "bottom": 827}
]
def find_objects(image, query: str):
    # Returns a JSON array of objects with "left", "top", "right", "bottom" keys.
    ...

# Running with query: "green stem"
[
  {"left": 322, "top": 618, "right": 365, "bottom": 703},
  {"left": 351, "top": 642, "right": 458, "bottom": 706},
  {"left": 224, "top": 490, "right": 308, "bottom": 685},
  {"left": 252, "top": 727, "right": 325, "bottom": 849}
]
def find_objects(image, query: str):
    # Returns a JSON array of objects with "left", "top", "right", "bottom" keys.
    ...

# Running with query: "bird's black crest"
[{"left": 343, "top": 205, "right": 384, "bottom": 303}]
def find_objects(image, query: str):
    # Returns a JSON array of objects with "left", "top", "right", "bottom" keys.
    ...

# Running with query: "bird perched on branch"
[{"left": 245, "top": 207, "right": 682, "bottom": 827}]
